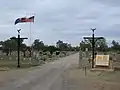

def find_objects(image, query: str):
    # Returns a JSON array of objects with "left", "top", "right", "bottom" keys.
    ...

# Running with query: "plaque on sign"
[{"left": 95, "top": 55, "right": 109, "bottom": 66}]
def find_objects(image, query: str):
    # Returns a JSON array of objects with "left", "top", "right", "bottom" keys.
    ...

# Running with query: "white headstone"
[
  {"left": 85, "top": 48, "right": 88, "bottom": 52},
  {"left": 23, "top": 58, "right": 26, "bottom": 61},
  {"left": 1, "top": 57, "right": 3, "bottom": 60},
  {"left": 9, "top": 57, "right": 12, "bottom": 60}
]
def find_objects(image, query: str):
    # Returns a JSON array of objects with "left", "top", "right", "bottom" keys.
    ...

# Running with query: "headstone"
[
  {"left": 36, "top": 52, "right": 39, "bottom": 58},
  {"left": 23, "top": 58, "right": 26, "bottom": 61},
  {"left": 85, "top": 48, "right": 88, "bottom": 52},
  {"left": 25, "top": 50, "right": 30, "bottom": 58},
  {"left": 31, "top": 52, "right": 40, "bottom": 65},
  {"left": 52, "top": 53, "right": 56, "bottom": 57},
  {"left": 9, "top": 57, "right": 12, "bottom": 60},
  {"left": 1, "top": 57, "right": 3, "bottom": 60},
  {"left": 85, "top": 48, "right": 89, "bottom": 57},
  {"left": 29, "top": 58, "right": 32, "bottom": 64},
  {"left": 16, "top": 57, "right": 17, "bottom": 60}
]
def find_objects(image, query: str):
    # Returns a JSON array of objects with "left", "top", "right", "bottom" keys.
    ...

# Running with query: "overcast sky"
[{"left": 0, "top": 0, "right": 120, "bottom": 46}]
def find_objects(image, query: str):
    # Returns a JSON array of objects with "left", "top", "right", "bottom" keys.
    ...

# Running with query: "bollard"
[
  {"left": 82, "top": 65, "right": 84, "bottom": 71},
  {"left": 79, "top": 51, "right": 82, "bottom": 69},
  {"left": 85, "top": 66, "right": 87, "bottom": 76}
]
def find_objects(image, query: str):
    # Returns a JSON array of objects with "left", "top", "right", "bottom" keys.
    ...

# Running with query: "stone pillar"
[
  {"left": 79, "top": 51, "right": 82, "bottom": 68},
  {"left": 109, "top": 56, "right": 114, "bottom": 69}
]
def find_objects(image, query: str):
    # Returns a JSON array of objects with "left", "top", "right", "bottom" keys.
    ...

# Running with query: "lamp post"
[{"left": 91, "top": 28, "right": 96, "bottom": 68}]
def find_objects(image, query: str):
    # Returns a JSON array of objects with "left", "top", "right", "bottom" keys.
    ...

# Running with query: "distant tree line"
[
  {"left": 80, "top": 38, "right": 108, "bottom": 52},
  {"left": 0, "top": 37, "right": 79, "bottom": 55},
  {"left": 1, "top": 36, "right": 120, "bottom": 56},
  {"left": 80, "top": 38, "right": 120, "bottom": 53}
]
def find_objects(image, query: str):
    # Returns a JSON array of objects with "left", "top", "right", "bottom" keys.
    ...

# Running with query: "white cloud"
[{"left": 0, "top": 0, "right": 120, "bottom": 46}]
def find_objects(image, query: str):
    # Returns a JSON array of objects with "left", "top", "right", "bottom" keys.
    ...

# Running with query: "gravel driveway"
[{"left": 0, "top": 53, "right": 79, "bottom": 90}]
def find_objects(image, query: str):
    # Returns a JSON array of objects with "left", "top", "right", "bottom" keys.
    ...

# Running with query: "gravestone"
[
  {"left": 16, "top": 57, "right": 17, "bottom": 60},
  {"left": 9, "top": 57, "right": 12, "bottom": 60},
  {"left": 23, "top": 58, "right": 26, "bottom": 61},
  {"left": 25, "top": 50, "right": 30, "bottom": 58},
  {"left": 85, "top": 48, "right": 89, "bottom": 57},
  {"left": 1, "top": 57, "right": 3, "bottom": 60},
  {"left": 31, "top": 52, "right": 41, "bottom": 65}
]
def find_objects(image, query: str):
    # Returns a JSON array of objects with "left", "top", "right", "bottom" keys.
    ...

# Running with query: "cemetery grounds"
[
  {"left": 0, "top": 51, "right": 120, "bottom": 90},
  {"left": 62, "top": 52, "right": 120, "bottom": 90},
  {"left": 0, "top": 51, "right": 75, "bottom": 71}
]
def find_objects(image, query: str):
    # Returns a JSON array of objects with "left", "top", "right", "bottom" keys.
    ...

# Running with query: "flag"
[
  {"left": 15, "top": 18, "right": 21, "bottom": 25},
  {"left": 15, "top": 17, "right": 27, "bottom": 25},
  {"left": 14, "top": 16, "right": 35, "bottom": 25},
  {"left": 27, "top": 16, "right": 34, "bottom": 22},
  {"left": 21, "top": 17, "right": 28, "bottom": 22}
]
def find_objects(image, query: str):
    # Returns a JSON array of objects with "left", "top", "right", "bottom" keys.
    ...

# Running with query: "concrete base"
[{"left": 90, "top": 68, "right": 114, "bottom": 72}]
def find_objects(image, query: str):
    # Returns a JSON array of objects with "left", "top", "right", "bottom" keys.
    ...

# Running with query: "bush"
[{"left": 56, "top": 51, "right": 60, "bottom": 55}]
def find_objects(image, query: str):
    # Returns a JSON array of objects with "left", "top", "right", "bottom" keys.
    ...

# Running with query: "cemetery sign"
[{"left": 95, "top": 55, "right": 109, "bottom": 66}]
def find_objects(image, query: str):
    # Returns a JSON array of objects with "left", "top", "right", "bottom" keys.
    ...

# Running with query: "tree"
[
  {"left": 45, "top": 45, "right": 57, "bottom": 55},
  {"left": 95, "top": 38, "right": 108, "bottom": 52},
  {"left": 32, "top": 39, "right": 44, "bottom": 51},
  {"left": 112, "top": 40, "right": 119, "bottom": 46},
  {"left": 20, "top": 43, "right": 27, "bottom": 57},
  {"left": 80, "top": 40, "right": 91, "bottom": 51},
  {"left": 73, "top": 46, "right": 80, "bottom": 51},
  {"left": 0, "top": 36, "right": 25, "bottom": 55},
  {"left": 56, "top": 40, "right": 63, "bottom": 48},
  {"left": 111, "top": 40, "right": 120, "bottom": 51},
  {"left": 56, "top": 40, "right": 72, "bottom": 51},
  {"left": 80, "top": 38, "right": 108, "bottom": 52}
]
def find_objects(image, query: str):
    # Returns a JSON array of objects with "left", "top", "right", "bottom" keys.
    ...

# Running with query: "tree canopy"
[
  {"left": 80, "top": 38, "right": 108, "bottom": 52},
  {"left": 1, "top": 36, "right": 120, "bottom": 54}
]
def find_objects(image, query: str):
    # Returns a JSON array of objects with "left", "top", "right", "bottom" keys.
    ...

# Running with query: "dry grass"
[{"left": 63, "top": 67, "right": 120, "bottom": 90}]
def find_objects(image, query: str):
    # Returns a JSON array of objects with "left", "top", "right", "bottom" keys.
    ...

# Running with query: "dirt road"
[{"left": 0, "top": 53, "right": 79, "bottom": 90}]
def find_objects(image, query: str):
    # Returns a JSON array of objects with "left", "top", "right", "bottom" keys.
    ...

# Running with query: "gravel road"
[{"left": 0, "top": 53, "right": 79, "bottom": 90}]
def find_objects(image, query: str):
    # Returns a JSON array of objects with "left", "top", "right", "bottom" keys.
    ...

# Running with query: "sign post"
[
  {"left": 11, "top": 29, "right": 28, "bottom": 68},
  {"left": 79, "top": 44, "right": 82, "bottom": 68},
  {"left": 83, "top": 28, "right": 104, "bottom": 68}
]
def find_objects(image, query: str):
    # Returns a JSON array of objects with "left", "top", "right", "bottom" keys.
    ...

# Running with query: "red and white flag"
[{"left": 15, "top": 16, "right": 35, "bottom": 25}]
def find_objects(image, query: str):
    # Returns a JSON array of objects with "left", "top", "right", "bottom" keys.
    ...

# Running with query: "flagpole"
[
  {"left": 29, "top": 22, "right": 32, "bottom": 46},
  {"left": 29, "top": 13, "right": 34, "bottom": 47},
  {"left": 29, "top": 13, "right": 35, "bottom": 57},
  {"left": 29, "top": 21, "right": 32, "bottom": 58}
]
